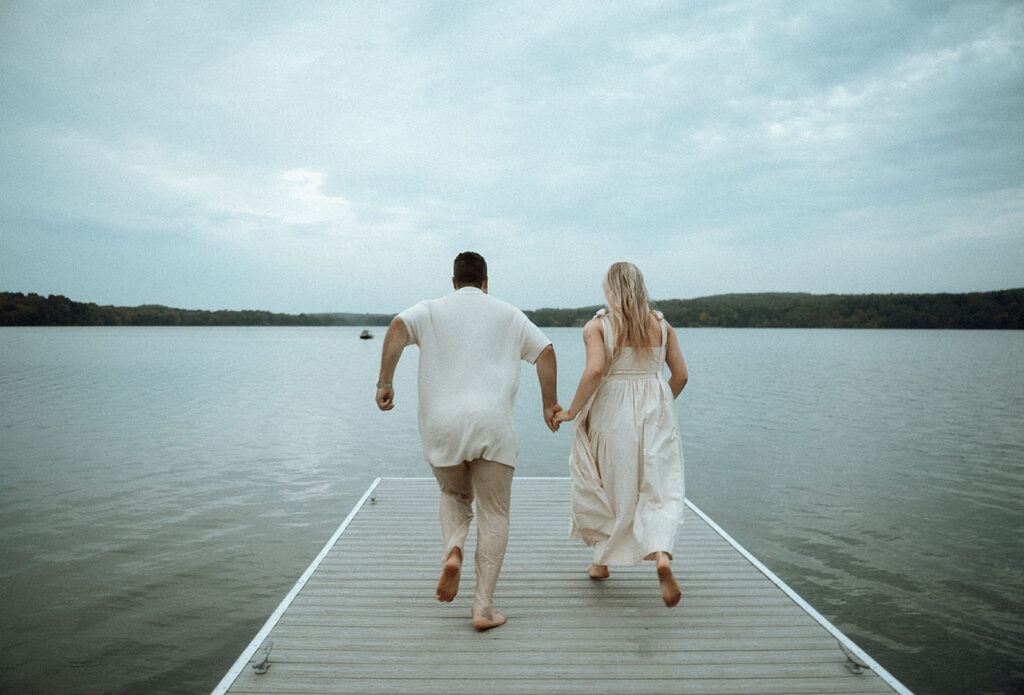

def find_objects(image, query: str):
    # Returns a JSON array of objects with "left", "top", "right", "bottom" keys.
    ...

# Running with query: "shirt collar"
[{"left": 455, "top": 286, "right": 484, "bottom": 295}]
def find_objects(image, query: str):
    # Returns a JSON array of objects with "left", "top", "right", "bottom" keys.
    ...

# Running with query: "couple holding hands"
[{"left": 375, "top": 252, "right": 688, "bottom": 630}]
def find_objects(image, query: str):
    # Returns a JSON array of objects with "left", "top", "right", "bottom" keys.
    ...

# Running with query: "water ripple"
[{"left": 1, "top": 327, "right": 1021, "bottom": 694}]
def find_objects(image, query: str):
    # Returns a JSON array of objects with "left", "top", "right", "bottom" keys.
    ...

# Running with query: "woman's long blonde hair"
[{"left": 603, "top": 262, "right": 654, "bottom": 361}]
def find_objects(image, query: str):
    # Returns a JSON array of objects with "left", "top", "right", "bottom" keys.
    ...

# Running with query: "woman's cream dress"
[{"left": 569, "top": 310, "right": 685, "bottom": 566}]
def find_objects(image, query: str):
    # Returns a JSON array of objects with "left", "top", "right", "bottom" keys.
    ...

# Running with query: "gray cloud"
[{"left": 1, "top": 1, "right": 1021, "bottom": 312}]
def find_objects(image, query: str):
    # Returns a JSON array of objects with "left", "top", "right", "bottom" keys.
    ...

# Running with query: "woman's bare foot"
[
  {"left": 656, "top": 552, "right": 681, "bottom": 607},
  {"left": 472, "top": 611, "right": 507, "bottom": 631},
  {"left": 436, "top": 547, "right": 462, "bottom": 602},
  {"left": 588, "top": 563, "right": 610, "bottom": 579}
]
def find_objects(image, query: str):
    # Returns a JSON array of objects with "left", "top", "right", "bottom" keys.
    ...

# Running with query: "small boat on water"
[{"left": 359, "top": 329, "right": 374, "bottom": 340}]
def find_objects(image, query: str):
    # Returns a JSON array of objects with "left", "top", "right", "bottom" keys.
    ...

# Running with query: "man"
[{"left": 375, "top": 251, "right": 559, "bottom": 630}]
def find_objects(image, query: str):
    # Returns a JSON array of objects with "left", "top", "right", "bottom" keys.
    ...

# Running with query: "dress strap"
[
  {"left": 651, "top": 310, "right": 666, "bottom": 348},
  {"left": 595, "top": 309, "right": 615, "bottom": 354}
]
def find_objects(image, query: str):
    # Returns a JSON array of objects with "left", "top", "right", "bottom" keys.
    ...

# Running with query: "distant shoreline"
[{"left": 2, "top": 289, "right": 1022, "bottom": 329}]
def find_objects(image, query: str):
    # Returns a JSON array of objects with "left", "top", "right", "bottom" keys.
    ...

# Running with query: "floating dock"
[{"left": 213, "top": 477, "right": 910, "bottom": 694}]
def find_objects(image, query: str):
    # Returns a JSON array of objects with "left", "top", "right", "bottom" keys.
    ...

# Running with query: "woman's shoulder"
[
  {"left": 582, "top": 314, "right": 606, "bottom": 340},
  {"left": 588, "top": 308, "right": 610, "bottom": 326},
  {"left": 649, "top": 309, "right": 672, "bottom": 328}
]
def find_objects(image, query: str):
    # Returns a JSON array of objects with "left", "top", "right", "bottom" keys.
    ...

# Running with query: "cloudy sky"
[{"left": 1, "top": 1, "right": 1021, "bottom": 314}]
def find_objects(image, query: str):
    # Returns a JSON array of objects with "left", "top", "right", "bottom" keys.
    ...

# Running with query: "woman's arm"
[
  {"left": 663, "top": 320, "right": 688, "bottom": 399},
  {"left": 554, "top": 318, "right": 606, "bottom": 423}
]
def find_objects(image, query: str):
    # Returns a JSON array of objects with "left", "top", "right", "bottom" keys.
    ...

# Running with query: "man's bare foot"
[
  {"left": 588, "top": 563, "right": 610, "bottom": 579},
  {"left": 436, "top": 548, "right": 462, "bottom": 602},
  {"left": 656, "top": 552, "right": 681, "bottom": 607},
  {"left": 472, "top": 611, "right": 507, "bottom": 631}
]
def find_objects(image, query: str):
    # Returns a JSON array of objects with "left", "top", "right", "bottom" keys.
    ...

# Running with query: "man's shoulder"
[
  {"left": 487, "top": 296, "right": 542, "bottom": 330},
  {"left": 401, "top": 294, "right": 447, "bottom": 314},
  {"left": 481, "top": 293, "right": 527, "bottom": 315},
  {"left": 406, "top": 291, "right": 532, "bottom": 325}
]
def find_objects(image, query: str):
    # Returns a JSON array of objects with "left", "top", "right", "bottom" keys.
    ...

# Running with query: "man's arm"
[
  {"left": 534, "top": 344, "right": 560, "bottom": 432},
  {"left": 376, "top": 316, "right": 408, "bottom": 411}
]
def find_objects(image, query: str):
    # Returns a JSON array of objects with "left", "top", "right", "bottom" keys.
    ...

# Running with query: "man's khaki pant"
[{"left": 431, "top": 458, "right": 514, "bottom": 620}]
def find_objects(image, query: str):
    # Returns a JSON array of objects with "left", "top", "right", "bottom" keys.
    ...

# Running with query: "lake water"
[{"left": 1, "top": 326, "right": 1022, "bottom": 694}]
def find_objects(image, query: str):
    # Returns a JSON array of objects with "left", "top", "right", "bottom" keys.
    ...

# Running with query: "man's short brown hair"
[{"left": 453, "top": 251, "right": 487, "bottom": 287}]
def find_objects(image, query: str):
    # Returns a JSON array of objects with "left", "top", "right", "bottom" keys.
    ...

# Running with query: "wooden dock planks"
[{"left": 214, "top": 477, "right": 910, "bottom": 694}]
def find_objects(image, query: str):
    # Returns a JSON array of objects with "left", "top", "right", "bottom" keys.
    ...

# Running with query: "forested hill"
[
  {"left": 2, "top": 289, "right": 1022, "bottom": 329},
  {"left": 0, "top": 292, "right": 393, "bottom": 327},
  {"left": 530, "top": 289, "right": 1024, "bottom": 329}
]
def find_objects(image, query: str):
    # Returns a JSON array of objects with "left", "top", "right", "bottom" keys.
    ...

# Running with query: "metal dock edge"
[
  {"left": 213, "top": 476, "right": 911, "bottom": 694},
  {"left": 210, "top": 477, "right": 384, "bottom": 695},
  {"left": 684, "top": 500, "right": 912, "bottom": 695}
]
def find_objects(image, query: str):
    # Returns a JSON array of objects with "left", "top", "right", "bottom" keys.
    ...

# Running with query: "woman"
[{"left": 552, "top": 262, "right": 688, "bottom": 606}]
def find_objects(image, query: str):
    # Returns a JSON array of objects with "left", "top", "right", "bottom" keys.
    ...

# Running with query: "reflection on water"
[{"left": 0, "top": 327, "right": 1021, "bottom": 694}]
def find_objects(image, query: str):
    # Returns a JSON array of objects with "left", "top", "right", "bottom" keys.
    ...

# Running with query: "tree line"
[
  {"left": 2, "top": 289, "right": 1022, "bottom": 329},
  {"left": 0, "top": 293, "right": 393, "bottom": 327},
  {"left": 526, "top": 289, "right": 1024, "bottom": 329}
]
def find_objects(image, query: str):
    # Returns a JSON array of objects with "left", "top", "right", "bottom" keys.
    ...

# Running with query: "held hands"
[
  {"left": 545, "top": 404, "right": 575, "bottom": 432},
  {"left": 544, "top": 403, "right": 563, "bottom": 433},
  {"left": 551, "top": 408, "right": 574, "bottom": 430}
]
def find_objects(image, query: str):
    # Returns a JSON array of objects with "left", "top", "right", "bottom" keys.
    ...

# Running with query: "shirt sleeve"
[
  {"left": 397, "top": 301, "right": 429, "bottom": 346},
  {"left": 518, "top": 314, "right": 551, "bottom": 363}
]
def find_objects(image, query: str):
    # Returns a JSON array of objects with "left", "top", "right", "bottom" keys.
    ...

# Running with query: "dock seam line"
[
  {"left": 210, "top": 476, "right": 384, "bottom": 695},
  {"left": 213, "top": 477, "right": 910, "bottom": 694},
  {"left": 685, "top": 499, "right": 913, "bottom": 695}
]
